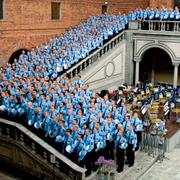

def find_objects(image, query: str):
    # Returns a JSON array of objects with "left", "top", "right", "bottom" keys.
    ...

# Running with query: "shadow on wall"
[{"left": 9, "top": 49, "right": 28, "bottom": 64}]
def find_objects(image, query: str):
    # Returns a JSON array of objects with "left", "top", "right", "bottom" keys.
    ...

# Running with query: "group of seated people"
[{"left": 0, "top": 7, "right": 180, "bottom": 177}]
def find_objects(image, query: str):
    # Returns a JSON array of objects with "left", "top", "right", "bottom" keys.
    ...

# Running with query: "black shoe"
[
  {"left": 128, "top": 164, "right": 133, "bottom": 167},
  {"left": 125, "top": 161, "right": 129, "bottom": 165}
]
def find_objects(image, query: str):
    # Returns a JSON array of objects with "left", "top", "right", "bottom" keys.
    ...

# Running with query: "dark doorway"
[
  {"left": 9, "top": 49, "right": 28, "bottom": 64},
  {"left": 139, "top": 48, "right": 174, "bottom": 85},
  {"left": 174, "top": 0, "right": 180, "bottom": 8},
  {"left": 0, "top": 0, "right": 3, "bottom": 19},
  {"left": 102, "top": 4, "right": 108, "bottom": 14}
]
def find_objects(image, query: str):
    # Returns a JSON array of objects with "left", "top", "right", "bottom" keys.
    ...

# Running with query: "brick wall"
[
  {"left": 149, "top": 0, "right": 174, "bottom": 8},
  {"left": 0, "top": 0, "right": 168, "bottom": 65}
]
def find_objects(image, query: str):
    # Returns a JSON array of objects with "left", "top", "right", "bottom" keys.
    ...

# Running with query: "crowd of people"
[
  {"left": 129, "top": 6, "right": 180, "bottom": 21},
  {"left": 0, "top": 7, "right": 180, "bottom": 177},
  {"left": 0, "top": 71, "right": 142, "bottom": 175}
]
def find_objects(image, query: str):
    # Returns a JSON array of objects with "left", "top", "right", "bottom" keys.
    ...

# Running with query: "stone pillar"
[
  {"left": 135, "top": 60, "right": 140, "bottom": 85},
  {"left": 173, "top": 63, "right": 179, "bottom": 88}
]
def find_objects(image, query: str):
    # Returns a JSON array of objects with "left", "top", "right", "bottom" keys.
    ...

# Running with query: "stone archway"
[
  {"left": 9, "top": 49, "right": 28, "bottom": 64},
  {"left": 139, "top": 47, "right": 174, "bottom": 85},
  {"left": 134, "top": 45, "right": 179, "bottom": 87}
]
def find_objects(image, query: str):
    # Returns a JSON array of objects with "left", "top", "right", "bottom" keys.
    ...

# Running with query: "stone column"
[
  {"left": 135, "top": 60, "right": 140, "bottom": 85},
  {"left": 173, "top": 63, "right": 179, "bottom": 88}
]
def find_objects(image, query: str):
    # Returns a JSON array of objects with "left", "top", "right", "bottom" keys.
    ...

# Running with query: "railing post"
[
  {"left": 31, "top": 142, "right": 36, "bottom": 153},
  {"left": 177, "top": 22, "right": 179, "bottom": 31},
  {"left": 116, "top": 37, "right": 118, "bottom": 44},
  {"left": 43, "top": 151, "right": 48, "bottom": 162},
  {"left": 105, "top": 45, "right": 108, "bottom": 52},
  {"left": 97, "top": 51, "right": 101, "bottom": 58},
  {"left": 6, "top": 127, "right": 10, "bottom": 138},
  {"left": 160, "top": 21, "right": 163, "bottom": 31},
  {"left": 173, "top": 22, "right": 177, "bottom": 32},
  {"left": 19, "top": 133, "right": 24, "bottom": 145},
  {"left": 88, "top": 58, "right": 92, "bottom": 66},
  {"left": 148, "top": 21, "right": 151, "bottom": 31},
  {"left": 86, "top": 60, "right": 89, "bottom": 68},
  {"left": 74, "top": 68, "right": 77, "bottom": 76},
  {"left": 151, "top": 21, "right": 153, "bottom": 31},
  {"left": 69, "top": 71, "right": 73, "bottom": 79},
  {"left": 163, "top": 22, "right": 165, "bottom": 31},
  {"left": 108, "top": 43, "right": 111, "bottom": 50},
  {"left": 138, "top": 21, "right": 141, "bottom": 30},
  {"left": 79, "top": 64, "right": 82, "bottom": 72},
  {"left": 122, "top": 33, "right": 125, "bottom": 40},
  {"left": 84, "top": 62, "right": 87, "bottom": 69}
]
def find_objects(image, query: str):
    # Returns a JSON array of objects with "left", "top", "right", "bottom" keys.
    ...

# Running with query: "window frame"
[
  {"left": 102, "top": 4, "right": 108, "bottom": 15},
  {"left": 0, "top": 0, "right": 4, "bottom": 20},
  {"left": 51, "top": 1, "right": 61, "bottom": 20}
]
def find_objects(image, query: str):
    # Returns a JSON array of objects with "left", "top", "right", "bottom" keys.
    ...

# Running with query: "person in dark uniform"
[{"left": 115, "top": 130, "right": 127, "bottom": 173}]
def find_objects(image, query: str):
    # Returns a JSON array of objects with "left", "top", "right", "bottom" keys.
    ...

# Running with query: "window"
[
  {"left": 102, "top": 4, "right": 108, "bottom": 14},
  {"left": 174, "top": 0, "right": 180, "bottom": 8},
  {"left": 51, "top": 2, "right": 61, "bottom": 20},
  {"left": 0, "top": 0, "right": 3, "bottom": 19}
]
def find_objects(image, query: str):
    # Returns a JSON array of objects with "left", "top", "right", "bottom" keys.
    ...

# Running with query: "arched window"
[{"left": 0, "top": 0, "right": 3, "bottom": 19}]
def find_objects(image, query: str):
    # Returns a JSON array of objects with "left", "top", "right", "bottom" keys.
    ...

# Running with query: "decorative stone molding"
[{"left": 104, "top": 62, "right": 115, "bottom": 78}]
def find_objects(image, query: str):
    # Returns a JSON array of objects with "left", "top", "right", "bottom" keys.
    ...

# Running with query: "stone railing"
[
  {"left": 141, "top": 132, "right": 167, "bottom": 161},
  {"left": 0, "top": 118, "right": 86, "bottom": 180},
  {"left": 135, "top": 20, "right": 180, "bottom": 32},
  {"left": 67, "top": 31, "right": 125, "bottom": 79}
]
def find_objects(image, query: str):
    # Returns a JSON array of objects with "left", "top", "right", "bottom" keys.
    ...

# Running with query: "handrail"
[
  {"left": 141, "top": 132, "right": 167, "bottom": 160},
  {"left": 0, "top": 118, "right": 86, "bottom": 180},
  {"left": 66, "top": 30, "right": 125, "bottom": 78},
  {"left": 136, "top": 20, "right": 180, "bottom": 23},
  {"left": 132, "top": 20, "right": 180, "bottom": 32}
]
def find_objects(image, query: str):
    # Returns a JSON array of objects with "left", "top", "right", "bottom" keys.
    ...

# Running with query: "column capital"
[
  {"left": 172, "top": 62, "right": 179, "bottom": 67},
  {"left": 134, "top": 58, "right": 141, "bottom": 62}
]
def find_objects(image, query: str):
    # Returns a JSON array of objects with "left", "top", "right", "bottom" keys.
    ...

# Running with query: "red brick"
[{"left": 0, "top": 0, "right": 166, "bottom": 65}]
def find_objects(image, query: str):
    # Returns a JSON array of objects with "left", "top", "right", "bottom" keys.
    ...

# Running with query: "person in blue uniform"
[
  {"left": 122, "top": 114, "right": 131, "bottom": 133},
  {"left": 126, "top": 126, "right": 137, "bottom": 167},
  {"left": 83, "top": 129, "right": 94, "bottom": 176},
  {"left": 131, "top": 112, "right": 143, "bottom": 151},
  {"left": 70, "top": 134, "right": 85, "bottom": 167}
]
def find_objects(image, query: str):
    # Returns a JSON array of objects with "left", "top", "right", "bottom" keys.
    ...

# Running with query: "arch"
[
  {"left": 139, "top": 47, "right": 174, "bottom": 85},
  {"left": 136, "top": 43, "right": 175, "bottom": 63},
  {"left": 9, "top": 49, "right": 28, "bottom": 64}
]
